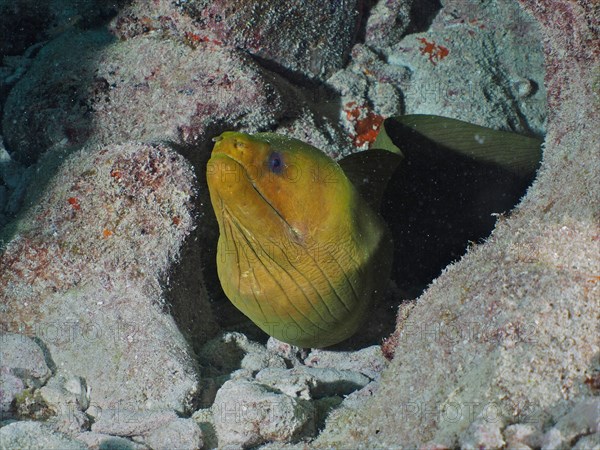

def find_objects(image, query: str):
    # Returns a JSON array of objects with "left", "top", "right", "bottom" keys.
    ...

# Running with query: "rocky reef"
[{"left": 0, "top": 0, "right": 597, "bottom": 449}]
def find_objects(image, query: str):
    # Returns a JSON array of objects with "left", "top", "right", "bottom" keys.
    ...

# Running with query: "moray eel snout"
[{"left": 206, "top": 132, "right": 392, "bottom": 348}]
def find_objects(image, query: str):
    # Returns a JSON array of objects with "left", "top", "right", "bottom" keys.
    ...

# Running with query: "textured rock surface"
[
  {"left": 111, "top": 0, "right": 361, "bottom": 81},
  {"left": 0, "top": 0, "right": 123, "bottom": 58},
  {"left": 37, "top": 374, "right": 91, "bottom": 434},
  {"left": 191, "top": 333, "right": 383, "bottom": 446},
  {"left": 0, "top": 371, "right": 24, "bottom": 416},
  {"left": 213, "top": 378, "right": 313, "bottom": 448},
  {"left": 539, "top": 397, "right": 600, "bottom": 449},
  {"left": 364, "top": 0, "right": 415, "bottom": 49},
  {"left": 0, "top": 333, "right": 51, "bottom": 418},
  {"left": 2, "top": 29, "right": 293, "bottom": 164},
  {"left": 75, "top": 432, "right": 148, "bottom": 450},
  {"left": 304, "top": 345, "right": 388, "bottom": 381},
  {"left": 198, "top": 332, "right": 287, "bottom": 379},
  {"left": 0, "top": 138, "right": 30, "bottom": 227},
  {"left": 387, "top": 0, "right": 547, "bottom": 135},
  {"left": 90, "top": 409, "right": 177, "bottom": 437},
  {"left": 0, "top": 333, "right": 51, "bottom": 388},
  {"left": 1, "top": 0, "right": 594, "bottom": 448},
  {"left": 0, "top": 142, "right": 203, "bottom": 413},
  {"left": 143, "top": 418, "right": 203, "bottom": 450},
  {"left": 327, "top": 0, "right": 547, "bottom": 151},
  {"left": 0, "top": 420, "right": 87, "bottom": 450},
  {"left": 257, "top": 367, "right": 371, "bottom": 400},
  {"left": 313, "top": 0, "right": 599, "bottom": 447}
]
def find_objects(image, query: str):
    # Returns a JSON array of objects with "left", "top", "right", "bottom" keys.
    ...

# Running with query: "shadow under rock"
[
  {"left": 0, "top": 3, "right": 132, "bottom": 246},
  {"left": 165, "top": 136, "right": 271, "bottom": 356},
  {"left": 380, "top": 120, "right": 540, "bottom": 298}
]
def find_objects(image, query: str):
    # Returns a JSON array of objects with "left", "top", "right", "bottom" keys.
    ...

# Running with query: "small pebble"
[{"left": 213, "top": 378, "right": 313, "bottom": 448}]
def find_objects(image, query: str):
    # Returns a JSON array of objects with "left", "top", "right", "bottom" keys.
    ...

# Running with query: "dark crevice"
[
  {"left": 380, "top": 119, "right": 540, "bottom": 298},
  {"left": 404, "top": 0, "right": 443, "bottom": 36},
  {"left": 355, "top": 0, "right": 443, "bottom": 45}
]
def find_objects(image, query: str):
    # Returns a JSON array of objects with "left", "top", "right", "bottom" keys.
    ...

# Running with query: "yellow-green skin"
[{"left": 206, "top": 132, "right": 392, "bottom": 348}]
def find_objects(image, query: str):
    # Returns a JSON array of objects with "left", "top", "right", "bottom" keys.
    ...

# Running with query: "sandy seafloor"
[{"left": 0, "top": 0, "right": 598, "bottom": 449}]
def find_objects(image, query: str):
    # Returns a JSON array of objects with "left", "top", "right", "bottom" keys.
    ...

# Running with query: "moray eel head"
[{"left": 207, "top": 132, "right": 392, "bottom": 348}]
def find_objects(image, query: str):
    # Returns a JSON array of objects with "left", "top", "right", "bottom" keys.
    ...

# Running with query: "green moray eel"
[
  {"left": 205, "top": 118, "right": 542, "bottom": 348},
  {"left": 206, "top": 132, "right": 393, "bottom": 348}
]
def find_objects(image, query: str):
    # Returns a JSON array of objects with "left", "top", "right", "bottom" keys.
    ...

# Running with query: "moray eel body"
[{"left": 206, "top": 132, "right": 392, "bottom": 348}]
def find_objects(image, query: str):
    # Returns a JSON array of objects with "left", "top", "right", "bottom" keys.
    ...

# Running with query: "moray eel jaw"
[{"left": 206, "top": 132, "right": 392, "bottom": 348}]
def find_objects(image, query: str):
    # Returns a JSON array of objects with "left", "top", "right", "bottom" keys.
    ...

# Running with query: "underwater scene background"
[{"left": 0, "top": 0, "right": 598, "bottom": 448}]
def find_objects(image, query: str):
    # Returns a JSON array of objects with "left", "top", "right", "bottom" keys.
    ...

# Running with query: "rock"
[
  {"left": 197, "top": 332, "right": 288, "bottom": 408},
  {"left": 325, "top": 45, "right": 407, "bottom": 149},
  {"left": 385, "top": 0, "right": 547, "bottom": 135},
  {"left": 304, "top": 345, "right": 388, "bottom": 380},
  {"left": 0, "top": 370, "right": 24, "bottom": 416},
  {"left": 0, "top": 2, "right": 51, "bottom": 58},
  {"left": 364, "top": 0, "right": 415, "bottom": 48},
  {"left": 49, "top": 408, "right": 91, "bottom": 436},
  {"left": 38, "top": 373, "right": 91, "bottom": 434},
  {"left": 212, "top": 379, "right": 313, "bottom": 448},
  {"left": 339, "top": 382, "right": 379, "bottom": 410},
  {"left": 0, "top": 142, "right": 202, "bottom": 413},
  {"left": 311, "top": 0, "right": 599, "bottom": 447},
  {"left": 573, "top": 434, "right": 600, "bottom": 450},
  {"left": 0, "top": 333, "right": 51, "bottom": 388},
  {"left": 0, "top": 185, "right": 6, "bottom": 213},
  {"left": 303, "top": 368, "right": 371, "bottom": 399},
  {"left": 0, "top": 420, "right": 87, "bottom": 450},
  {"left": 63, "top": 376, "right": 89, "bottom": 410},
  {"left": 255, "top": 368, "right": 316, "bottom": 401},
  {"left": 503, "top": 423, "right": 541, "bottom": 449},
  {"left": 112, "top": 0, "right": 361, "bottom": 80},
  {"left": 0, "top": 1, "right": 121, "bottom": 58},
  {"left": 0, "top": 137, "right": 31, "bottom": 220},
  {"left": 0, "top": 1, "right": 593, "bottom": 449},
  {"left": 540, "top": 398, "right": 600, "bottom": 449},
  {"left": 9, "top": 388, "right": 54, "bottom": 422},
  {"left": 39, "top": 374, "right": 89, "bottom": 412},
  {"left": 2, "top": 29, "right": 293, "bottom": 164},
  {"left": 199, "top": 332, "right": 286, "bottom": 377},
  {"left": 3, "top": 166, "right": 32, "bottom": 216},
  {"left": 192, "top": 408, "right": 218, "bottom": 450},
  {"left": 273, "top": 108, "right": 354, "bottom": 160},
  {"left": 2, "top": 29, "right": 113, "bottom": 164},
  {"left": 0, "top": 140, "right": 25, "bottom": 190},
  {"left": 90, "top": 409, "right": 177, "bottom": 437},
  {"left": 0, "top": 332, "right": 53, "bottom": 418},
  {"left": 197, "top": 332, "right": 249, "bottom": 375},
  {"left": 265, "top": 337, "right": 309, "bottom": 366},
  {"left": 459, "top": 419, "right": 505, "bottom": 449},
  {"left": 76, "top": 432, "right": 148, "bottom": 450},
  {"left": 256, "top": 366, "right": 371, "bottom": 400},
  {"left": 541, "top": 428, "right": 564, "bottom": 450},
  {"left": 143, "top": 418, "right": 203, "bottom": 450},
  {"left": 240, "top": 351, "right": 287, "bottom": 375}
]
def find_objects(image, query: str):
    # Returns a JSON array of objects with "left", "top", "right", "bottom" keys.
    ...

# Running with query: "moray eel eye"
[{"left": 268, "top": 151, "right": 283, "bottom": 174}]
